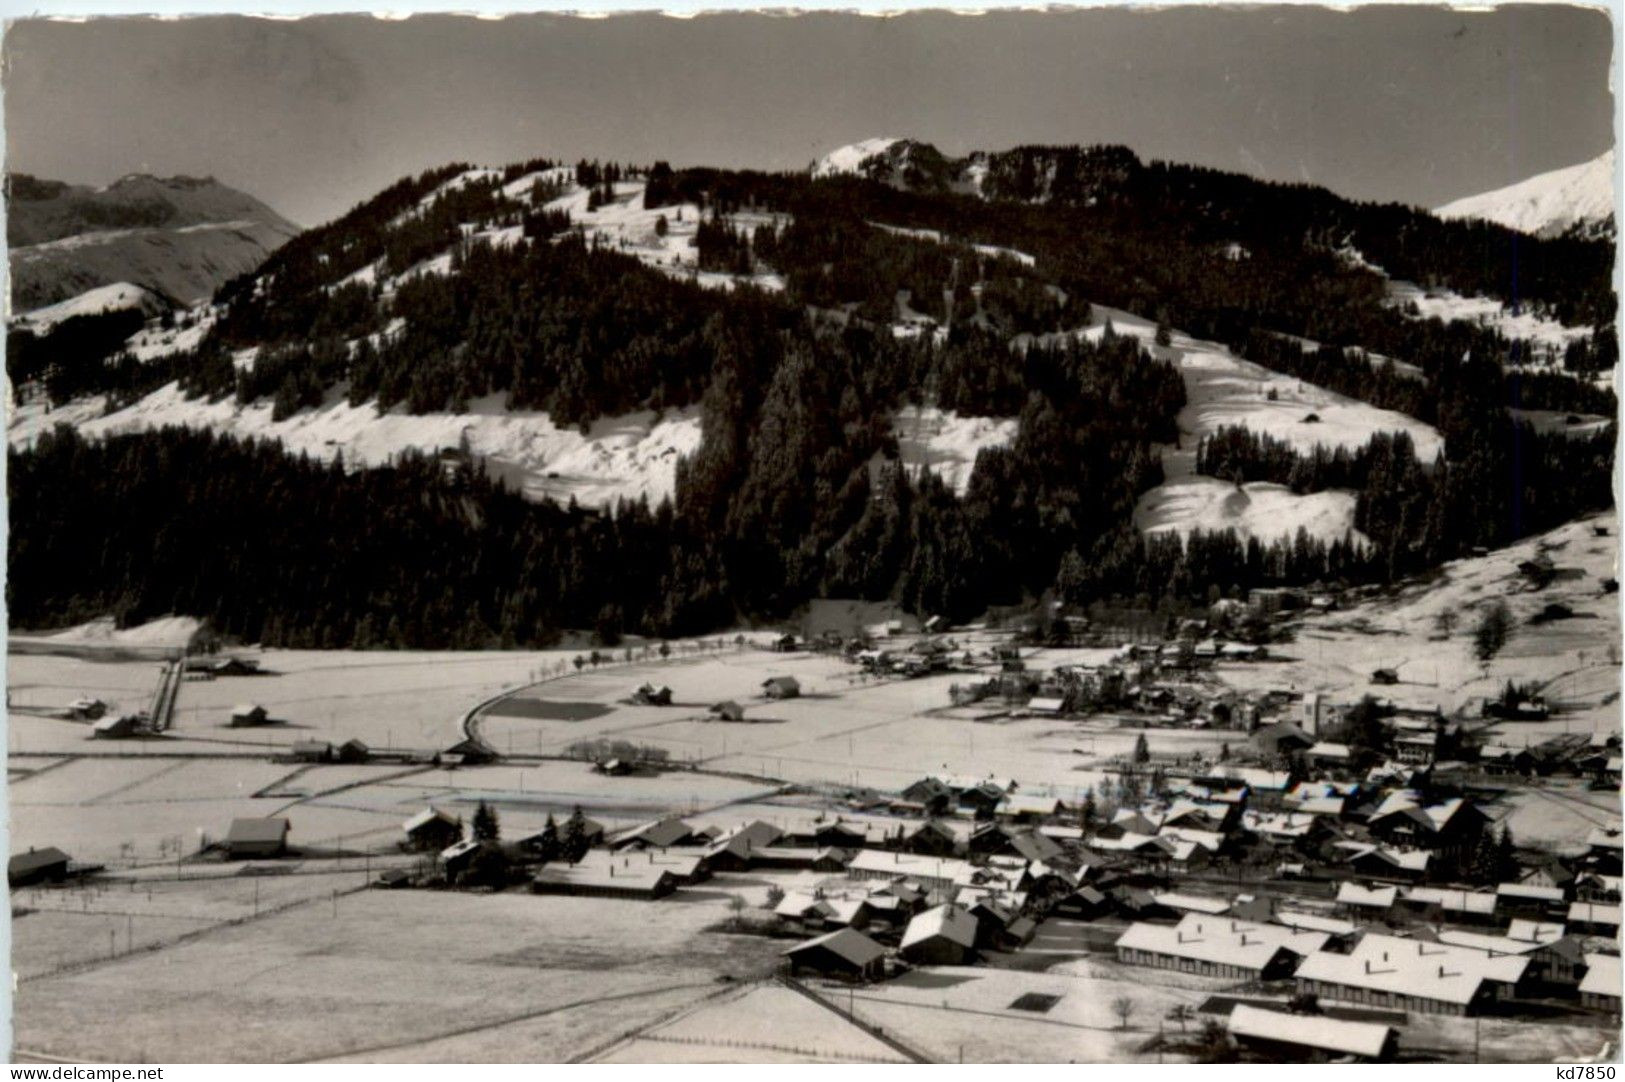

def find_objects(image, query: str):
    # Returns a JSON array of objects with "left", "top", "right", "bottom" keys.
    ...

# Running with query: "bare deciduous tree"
[{"left": 1112, "top": 996, "right": 1136, "bottom": 1030}]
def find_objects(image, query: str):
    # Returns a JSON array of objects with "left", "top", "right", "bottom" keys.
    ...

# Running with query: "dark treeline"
[
  {"left": 30, "top": 143, "right": 1612, "bottom": 436},
  {"left": 1238, "top": 329, "right": 1618, "bottom": 423},
  {"left": 1060, "top": 525, "right": 1379, "bottom": 608},
  {"left": 9, "top": 425, "right": 674, "bottom": 648},
  {"left": 9, "top": 143, "right": 1618, "bottom": 647},
  {"left": 7, "top": 308, "right": 152, "bottom": 404},
  {"left": 12, "top": 332, "right": 1186, "bottom": 645},
  {"left": 1193, "top": 420, "right": 1616, "bottom": 580},
  {"left": 174, "top": 235, "right": 799, "bottom": 427},
  {"left": 663, "top": 154, "right": 1612, "bottom": 404},
  {"left": 885, "top": 143, "right": 1613, "bottom": 329},
  {"left": 210, "top": 163, "right": 476, "bottom": 346},
  {"left": 672, "top": 327, "right": 1183, "bottom": 624}
]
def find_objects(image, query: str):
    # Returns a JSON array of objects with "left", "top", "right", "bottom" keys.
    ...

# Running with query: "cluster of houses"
[
  {"left": 749, "top": 760, "right": 1625, "bottom": 1047},
  {"left": 1084, "top": 775, "right": 1624, "bottom": 1028}
]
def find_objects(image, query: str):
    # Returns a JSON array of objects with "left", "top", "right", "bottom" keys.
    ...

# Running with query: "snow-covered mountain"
[
  {"left": 811, "top": 137, "right": 902, "bottom": 178},
  {"left": 1434, "top": 150, "right": 1615, "bottom": 239},
  {"left": 12, "top": 282, "right": 167, "bottom": 333},
  {"left": 7, "top": 172, "right": 300, "bottom": 310}
]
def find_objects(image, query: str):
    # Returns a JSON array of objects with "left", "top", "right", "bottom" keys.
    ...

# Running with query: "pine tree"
[
  {"left": 1495, "top": 826, "right": 1518, "bottom": 882},
  {"left": 472, "top": 800, "right": 500, "bottom": 842},
  {"left": 1133, "top": 733, "right": 1150, "bottom": 764},
  {"left": 537, "top": 814, "right": 560, "bottom": 863},
  {"left": 564, "top": 804, "right": 589, "bottom": 863}
]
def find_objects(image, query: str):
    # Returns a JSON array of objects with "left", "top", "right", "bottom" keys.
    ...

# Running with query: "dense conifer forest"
[{"left": 8, "top": 142, "right": 1616, "bottom": 646}]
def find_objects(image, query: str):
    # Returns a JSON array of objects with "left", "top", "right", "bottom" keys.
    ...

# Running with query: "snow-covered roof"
[
  {"left": 1158, "top": 827, "right": 1226, "bottom": 853},
  {"left": 403, "top": 806, "right": 458, "bottom": 834},
  {"left": 783, "top": 927, "right": 886, "bottom": 967},
  {"left": 1496, "top": 881, "right": 1566, "bottom": 903},
  {"left": 823, "top": 896, "right": 873, "bottom": 926},
  {"left": 532, "top": 858, "right": 675, "bottom": 893},
  {"left": 1569, "top": 902, "right": 1623, "bottom": 927},
  {"left": 1248, "top": 813, "right": 1319, "bottom": 839},
  {"left": 1336, "top": 883, "right": 1397, "bottom": 909},
  {"left": 1116, "top": 913, "right": 1327, "bottom": 971},
  {"left": 848, "top": 849, "right": 971, "bottom": 885},
  {"left": 1001, "top": 792, "right": 1066, "bottom": 816},
  {"left": 1506, "top": 919, "right": 1568, "bottom": 944},
  {"left": 1403, "top": 887, "right": 1496, "bottom": 916},
  {"left": 1296, "top": 933, "right": 1529, "bottom": 1006},
  {"left": 1227, "top": 1004, "right": 1393, "bottom": 1059},
  {"left": 440, "top": 839, "right": 480, "bottom": 862},
  {"left": 1343, "top": 845, "right": 1430, "bottom": 874},
  {"left": 1273, "top": 910, "right": 1357, "bottom": 937},
  {"left": 775, "top": 891, "right": 834, "bottom": 919},
  {"left": 613, "top": 816, "right": 696, "bottom": 848},
  {"left": 1151, "top": 891, "right": 1230, "bottom": 915},
  {"left": 901, "top": 903, "right": 978, "bottom": 950},
  {"left": 1214, "top": 767, "right": 1291, "bottom": 791},
  {"left": 1580, "top": 952, "right": 1622, "bottom": 999}
]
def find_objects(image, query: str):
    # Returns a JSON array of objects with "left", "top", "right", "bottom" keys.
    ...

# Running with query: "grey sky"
[{"left": 4, "top": 6, "right": 1614, "bottom": 228}]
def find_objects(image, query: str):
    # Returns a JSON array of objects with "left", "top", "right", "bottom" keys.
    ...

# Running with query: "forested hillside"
[{"left": 9, "top": 141, "right": 1616, "bottom": 647}]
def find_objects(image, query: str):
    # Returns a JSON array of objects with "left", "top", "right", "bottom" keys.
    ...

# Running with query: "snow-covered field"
[
  {"left": 1096, "top": 304, "right": 1442, "bottom": 546},
  {"left": 123, "top": 313, "right": 215, "bottom": 361},
  {"left": 892, "top": 404, "right": 1017, "bottom": 495},
  {"left": 596, "top": 981, "right": 910, "bottom": 1063},
  {"left": 840, "top": 958, "right": 1210, "bottom": 1062},
  {"left": 13, "top": 887, "right": 783, "bottom": 1063},
  {"left": 7, "top": 510, "right": 1618, "bottom": 1062}
]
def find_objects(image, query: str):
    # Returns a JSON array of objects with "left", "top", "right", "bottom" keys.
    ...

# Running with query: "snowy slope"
[
  {"left": 1086, "top": 304, "right": 1442, "bottom": 547},
  {"left": 13, "top": 282, "right": 166, "bottom": 331},
  {"left": 1434, "top": 150, "right": 1614, "bottom": 237},
  {"left": 9, "top": 173, "right": 300, "bottom": 310},
  {"left": 812, "top": 138, "right": 900, "bottom": 179},
  {"left": 1385, "top": 278, "right": 1592, "bottom": 355},
  {"left": 9, "top": 170, "right": 800, "bottom": 512},
  {"left": 8, "top": 385, "right": 703, "bottom": 510},
  {"left": 542, "top": 181, "right": 786, "bottom": 293},
  {"left": 892, "top": 405, "right": 1017, "bottom": 495},
  {"left": 1340, "top": 244, "right": 1594, "bottom": 357}
]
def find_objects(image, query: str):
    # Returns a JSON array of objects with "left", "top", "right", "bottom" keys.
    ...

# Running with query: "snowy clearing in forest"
[
  {"left": 7, "top": 382, "right": 702, "bottom": 509},
  {"left": 891, "top": 404, "right": 1017, "bottom": 495},
  {"left": 1076, "top": 305, "right": 1442, "bottom": 546}
]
